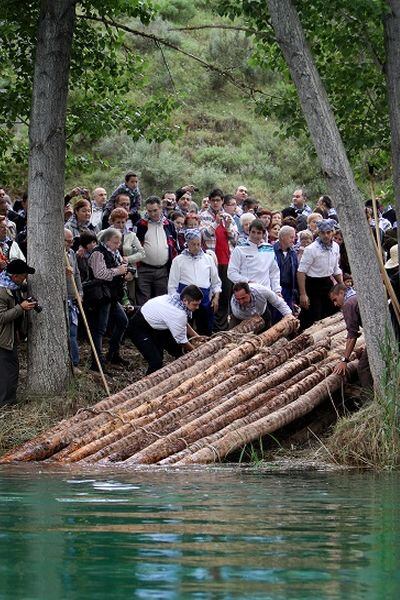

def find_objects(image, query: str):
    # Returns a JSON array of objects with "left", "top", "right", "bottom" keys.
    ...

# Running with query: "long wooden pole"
[
  {"left": 368, "top": 169, "right": 400, "bottom": 325},
  {"left": 64, "top": 250, "right": 110, "bottom": 395}
]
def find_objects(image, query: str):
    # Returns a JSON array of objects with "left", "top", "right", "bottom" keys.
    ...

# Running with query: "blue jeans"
[{"left": 89, "top": 301, "right": 128, "bottom": 367}]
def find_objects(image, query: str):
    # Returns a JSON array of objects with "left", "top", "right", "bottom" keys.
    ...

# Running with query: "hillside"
[{"left": 65, "top": 0, "right": 325, "bottom": 209}]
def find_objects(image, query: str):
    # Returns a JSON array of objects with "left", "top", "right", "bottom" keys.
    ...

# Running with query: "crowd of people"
[{"left": 1, "top": 175, "right": 399, "bottom": 404}]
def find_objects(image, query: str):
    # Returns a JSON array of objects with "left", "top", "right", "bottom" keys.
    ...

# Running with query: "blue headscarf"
[
  {"left": 0, "top": 270, "right": 19, "bottom": 291},
  {"left": 184, "top": 228, "right": 201, "bottom": 242}
]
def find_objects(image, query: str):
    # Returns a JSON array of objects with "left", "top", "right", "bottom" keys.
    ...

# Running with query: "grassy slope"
[{"left": 67, "top": 2, "right": 325, "bottom": 208}]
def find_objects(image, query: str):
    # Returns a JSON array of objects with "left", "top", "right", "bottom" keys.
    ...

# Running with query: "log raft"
[{"left": 0, "top": 314, "right": 361, "bottom": 466}]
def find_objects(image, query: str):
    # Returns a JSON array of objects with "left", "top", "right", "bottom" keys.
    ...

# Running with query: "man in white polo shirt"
[
  {"left": 297, "top": 218, "right": 342, "bottom": 328},
  {"left": 127, "top": 285, "right": 202, "bottom": 373}
]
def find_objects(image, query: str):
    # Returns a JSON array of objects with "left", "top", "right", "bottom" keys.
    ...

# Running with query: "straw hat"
[{"left": 385, "top": 244, "right": 399, "bottom": 269}]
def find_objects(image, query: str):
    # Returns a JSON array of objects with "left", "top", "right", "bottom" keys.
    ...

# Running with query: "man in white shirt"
[
  {"left": 228, "top": 219, "right": 281, "bottom": 293},
  {"left": 127, "top": 285, "right": 202, "bottom": 374},
  {"left": 230, "top": 282, "right": 292, "bottom": 326},
  {"left": 90, "top": 187, "right": 107, "bottom": 229},
  {"left": 135, "top": 196, "right": 177, "bottom": 305},
  {"left": 297, "top": 218, "right": 342, "bottom": 327}
]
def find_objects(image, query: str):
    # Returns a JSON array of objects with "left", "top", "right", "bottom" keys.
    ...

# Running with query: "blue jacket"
[{"left": 273, "top": 242, "right": 299, "bottom": 301}]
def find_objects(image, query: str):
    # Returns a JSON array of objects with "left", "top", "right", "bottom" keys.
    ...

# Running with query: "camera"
[
  {"left": 126, "top": 266, "right": 136, "bottom": 275},
  {"left": 27, "top": 296, "right": 43, "bottom": 313}
]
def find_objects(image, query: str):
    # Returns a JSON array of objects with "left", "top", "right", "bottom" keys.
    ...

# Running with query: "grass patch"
[
  {"left": 0, "top": 375, "right": 105, "bottom": 454},
  {"left": 327, "top": 338, "right": 400, "bottom": 470}
]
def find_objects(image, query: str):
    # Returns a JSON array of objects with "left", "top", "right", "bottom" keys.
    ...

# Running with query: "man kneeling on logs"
[
  {"left": 329, "top": 283, "right": 373, "bottom": 388},
  {"left": 127, "top": 284, "right": 202, "bottom": 374}
]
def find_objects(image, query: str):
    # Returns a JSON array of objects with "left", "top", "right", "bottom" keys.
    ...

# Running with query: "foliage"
[
  {"left": 215, "top": 0, "right": 391, "bottom": 173},
  {"left": 0, "top": 0, "right": 337, "bottom": 203},
  {"left": 0, "top": 0, "right": 177, "bottom": 183},
  {"left": 206, "top": 29, "right": 265, "bottom": 91},
  {"left": 157, "top": 0, "right": 197, "bottom": 23}
]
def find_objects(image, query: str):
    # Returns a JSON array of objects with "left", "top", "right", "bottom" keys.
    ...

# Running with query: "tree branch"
[
  {"left": 155, "top": 39, "right": 176, "bottom": 92},
  {"left": 79, "top": 14, "right": 279, "bottom": 99},
  {"left": 168, "top": 24, "right": 259, "bottom": 35}
]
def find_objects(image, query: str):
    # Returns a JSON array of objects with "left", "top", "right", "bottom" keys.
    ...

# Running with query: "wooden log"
[
  {"left": 50, "top": 346, "right": 232, "bottom": 462},
  {"left": 98, "top": 318, "right": 299, "bottom": 433},
  {"left": 125, "top": 365, "right": 323, "bottom": 465},
  {"left": 90, "top": 335, "right": 314, "bottom": 464},
  {"left": 220, "top": 338, "right": 331, "bottom": 403},
  {"left": 176, "top": 362, "right": 358, "bottom": 465},
  {"left": 73, "top": 338, "right": 297, "bottom": 463},
  {"left": 0, "top": 320, "right": 264, "bottom": 463},
  {"left": 124, "top": 354, "right": 334, "bottom": 464},
  {"left": 162, "top": 347, "right": 334, "bottom": 465},
  {"left": 305, "top": 312, "right": 344, "bottom": 334}
]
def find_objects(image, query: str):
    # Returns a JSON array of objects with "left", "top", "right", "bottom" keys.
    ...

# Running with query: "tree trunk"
[
  {"left": 27, "top": 0, "right": 76, "bottom": 394},
  {"left": 267, "top": 0, "right": 394, "bottom": 387},
  {"left": 383, "top": 1, "right": 400, "bottom": 255}
]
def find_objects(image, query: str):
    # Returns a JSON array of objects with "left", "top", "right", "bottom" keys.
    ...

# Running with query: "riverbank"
[
  {"left": 0, "top": 338, "right": 363, "bottom": 469},
  {"left": 0, "top": 340, "right": 148, "bottom": 454}
]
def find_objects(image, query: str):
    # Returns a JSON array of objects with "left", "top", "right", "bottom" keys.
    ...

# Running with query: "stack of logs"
[{"left": 0, "top": 313, "right": 363, "bottom": 466}]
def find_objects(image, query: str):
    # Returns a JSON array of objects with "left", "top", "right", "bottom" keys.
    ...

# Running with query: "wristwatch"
[{"left": 341, "top": 357, "right": 349, "bottom": 363}]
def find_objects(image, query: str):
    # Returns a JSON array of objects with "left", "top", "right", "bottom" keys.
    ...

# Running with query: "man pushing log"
[{"left": 126, "top": 284, "right": 203, "bottom": 374}]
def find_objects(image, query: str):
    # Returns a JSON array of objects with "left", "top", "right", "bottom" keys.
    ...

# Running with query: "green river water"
[{"left": 0, "top": 465, "right": 399, "bottom": 599}]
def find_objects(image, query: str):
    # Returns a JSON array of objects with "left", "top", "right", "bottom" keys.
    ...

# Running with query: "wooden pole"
[
  {"left": 368, "top": 167, "right": 400, "bottom": 325},
  {"left": 64, "top": 250, "right": 110, "bottom": 395},
  {"left": 368, "top": 166, "right": 383, "bottom": 260}
]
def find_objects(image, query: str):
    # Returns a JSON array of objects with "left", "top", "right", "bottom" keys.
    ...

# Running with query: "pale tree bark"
[
  {"left": 383, "top": 0, "right": 400, "bottom": 255},
  {"left": 267, "top": 0, "right": 394, "bottom": 387},
  {"left": 27, "top": 0, "right": 76, "bottom": 394}
]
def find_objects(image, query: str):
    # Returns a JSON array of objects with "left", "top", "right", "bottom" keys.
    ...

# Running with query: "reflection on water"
[{"left": 0, "top": 465, "right": 400, "bottom": 599}]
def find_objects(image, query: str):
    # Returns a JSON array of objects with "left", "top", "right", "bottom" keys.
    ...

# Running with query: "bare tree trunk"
[
  {"left": 384, "top": 0, "right": 400, "bottom": 254},
  {"left": 27, "top": 0, "right": 76, "bottom": 394},
  {"left": 267, "top": 0, "right": 394, "bottom": 387}
]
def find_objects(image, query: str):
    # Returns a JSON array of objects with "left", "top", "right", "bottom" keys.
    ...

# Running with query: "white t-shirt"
[{"left": 141, "top": 294, "right": 189, "bottom": 344}]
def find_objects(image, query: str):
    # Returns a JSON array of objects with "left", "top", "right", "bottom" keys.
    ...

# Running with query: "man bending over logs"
[
  {"left": 230, "top": 282, "right": 292, "bottom": 327},
  {"left": 329, "top": 283, "right": 372, "bottom": 388},
  {"left": 127, "top": 285, "right": 203, "bottom": 374}
]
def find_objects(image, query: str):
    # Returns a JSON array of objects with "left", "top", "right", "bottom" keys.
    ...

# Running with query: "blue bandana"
[
  {"left": 0, "top": 270, "right": 19, "bottom": 291},
  {"left": 316, "top": 237, "right": 333, "bottom": 252},
  {"left": 168, "top": 292, "right": 192, "bottom": 318},
  {"left": 317, "top": 218, "right": 337, "bottom": 233},
  {"left": 181, "top": 248, "right": 205, "bottom": 259},
  {"left": 184, "top": 228, "right": 201, "bottom": 242}
]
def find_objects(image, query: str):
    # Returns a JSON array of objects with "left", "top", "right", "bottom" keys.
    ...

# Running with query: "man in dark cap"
[{"left": 0, "top": 259, "right": 36, "bottom": 406}]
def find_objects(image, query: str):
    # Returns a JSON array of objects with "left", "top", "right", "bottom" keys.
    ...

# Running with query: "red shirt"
[{"left": 214, "top": 224, "right": 230, "bottom": 265}]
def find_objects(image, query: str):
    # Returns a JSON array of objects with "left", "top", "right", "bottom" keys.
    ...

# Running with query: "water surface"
[{"left": 0, "top": 465, "right": 399, "bottom": 599}]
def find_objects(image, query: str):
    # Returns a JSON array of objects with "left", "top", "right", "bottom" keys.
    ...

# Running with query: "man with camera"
[{"left": 0, "top": 259, "right": 37, "bottom": 406}]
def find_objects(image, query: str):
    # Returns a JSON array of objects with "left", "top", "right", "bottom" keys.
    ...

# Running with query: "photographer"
[{"left": 0, "top": 259, "right": 36, "bottom": 406}]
